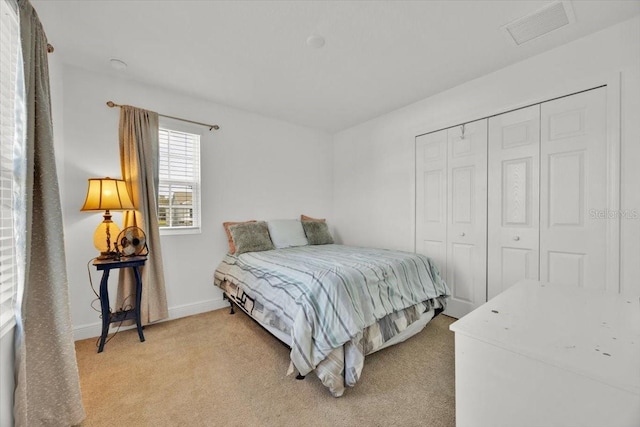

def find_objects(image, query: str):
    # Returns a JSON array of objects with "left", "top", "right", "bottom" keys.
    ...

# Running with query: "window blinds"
[
  {"left": 0, "top": 0, "right": 21, "bottom": 333},
  {"left": 158, "top": 128, "right": 201, "bottom": 229}
]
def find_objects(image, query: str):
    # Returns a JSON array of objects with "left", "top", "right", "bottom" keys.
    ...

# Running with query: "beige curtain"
[
  {"left": 13, "top": 1, "right": 85, "bottom": 426},
  {"left": 117, "top": 106, "right": 168, "bottom": 324}
]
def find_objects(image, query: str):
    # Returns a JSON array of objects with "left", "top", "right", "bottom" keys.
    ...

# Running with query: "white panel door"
[
  {"left": 415, "top": 130, "right": 448, "bottom": 276},
  {"left": 487, "top": 105, "right": 541, "bottom": 299},
  {"left": 540, "top": 87, "right": 607, "bottom": 289},
  {"left": 446, "top": 120, "right": 488, "bottom": 317}
]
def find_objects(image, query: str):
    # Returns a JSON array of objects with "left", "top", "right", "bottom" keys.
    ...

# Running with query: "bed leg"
[
  {"left": 223, "top": 293, "right": 235, "bottom": 314},
  {"left": 296, "top": 374, "right": 305, "bottom": 380}
]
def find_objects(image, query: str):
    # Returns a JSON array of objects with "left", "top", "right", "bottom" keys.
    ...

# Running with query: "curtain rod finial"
[
  {"left": 106, "top": 101, "right": 116, "bottom": 108},
  {"left": 209, "top": 125, "right": 220, "bottom": 131}
]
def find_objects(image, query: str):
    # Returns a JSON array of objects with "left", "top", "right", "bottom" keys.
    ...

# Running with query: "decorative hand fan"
[{"left": 116, "top": 226, "right": 149, "bottom": 257}]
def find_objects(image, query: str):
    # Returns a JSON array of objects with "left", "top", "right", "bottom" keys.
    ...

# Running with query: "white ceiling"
[{"left": 32, "top": 1, "right": 640, "bottom": 133}]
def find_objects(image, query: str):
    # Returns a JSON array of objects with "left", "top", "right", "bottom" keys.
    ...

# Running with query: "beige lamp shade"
[
  {"left": 81, "top": 177, "right": 134, "bottom": 211},
  {"left": 81, "top": 177, "right": 134, "bottom": 259}
]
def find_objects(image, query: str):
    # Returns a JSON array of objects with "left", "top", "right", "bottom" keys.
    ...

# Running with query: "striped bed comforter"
[{"left": 214, "top": 244, "right": 450, "bottom": 396}]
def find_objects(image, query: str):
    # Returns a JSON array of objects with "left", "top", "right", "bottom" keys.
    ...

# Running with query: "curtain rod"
[{"left": 106, "top": 101, "right": 220, "bottom": 131}]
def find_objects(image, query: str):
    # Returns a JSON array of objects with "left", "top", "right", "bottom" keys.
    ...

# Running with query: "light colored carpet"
[{"left": 75, "top": 308, "right": 456, "bottom": 427}]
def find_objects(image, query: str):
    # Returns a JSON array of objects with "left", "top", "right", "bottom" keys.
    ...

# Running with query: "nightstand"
[{"left": 93, "top": 256, "right": 147, "bottom": 353}]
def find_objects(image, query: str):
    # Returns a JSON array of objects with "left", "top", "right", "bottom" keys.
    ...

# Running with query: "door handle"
[
  {"left": 460, "top": 232, "right": 466, "bottom": 237},
  {"left": 513, "top": 236, "right": 520, "bottom": 241}
]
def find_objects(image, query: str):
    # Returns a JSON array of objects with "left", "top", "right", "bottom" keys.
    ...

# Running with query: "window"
[
  {"left": 0, "top": 0, "right": 23, "bottom": 334},
  {"left": 158, "top": 127, "right": 201, "bottom": 234}
]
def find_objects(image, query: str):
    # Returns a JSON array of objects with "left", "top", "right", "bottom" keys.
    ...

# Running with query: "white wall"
[
  {"left": 333, "top": 17, "right": 640, "bottom": 295},
  {"left": 0, "top": 328, "right": 13, "bottom": 427},
  {"left": 61, "top": 65, "right": 333, "bottom": 339}
]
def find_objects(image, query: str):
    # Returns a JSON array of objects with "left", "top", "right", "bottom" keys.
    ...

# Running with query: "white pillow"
[{"left": 267, "top": 219, "right": 308, "bottom": 249}]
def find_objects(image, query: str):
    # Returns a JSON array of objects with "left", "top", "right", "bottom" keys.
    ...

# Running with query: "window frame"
[{"left": 157, "top": 122, "right": 202, "bottom": 236}]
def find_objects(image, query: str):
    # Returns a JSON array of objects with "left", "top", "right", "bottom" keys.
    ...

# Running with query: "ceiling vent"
[{"left": 503, "top": 1, "right": 575, "bottom": 46}]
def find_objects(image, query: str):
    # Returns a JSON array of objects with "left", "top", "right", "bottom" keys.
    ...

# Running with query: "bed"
[{"left": 214, "top": 243, "right": 450, "bottom": 397}]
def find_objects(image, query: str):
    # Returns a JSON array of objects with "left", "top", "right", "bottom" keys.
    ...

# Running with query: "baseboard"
[
  {"left": 73, "top": 297, "right": 230, "bottom": 341},
  {"left": 167, "top": 298, "right": 229, "bottom": 319}
]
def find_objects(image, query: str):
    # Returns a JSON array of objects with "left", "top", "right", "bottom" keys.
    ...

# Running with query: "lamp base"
[
  {"left": 93, "top": 211, "right": 121, "bottom": 259},
  {"left": 97, "top": 251, "right": 119, "bottom": 260}
]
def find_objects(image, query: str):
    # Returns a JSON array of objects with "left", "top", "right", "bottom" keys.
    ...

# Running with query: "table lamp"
[{"left": 81, "top": 177, "right": 134, "bottom": 259}]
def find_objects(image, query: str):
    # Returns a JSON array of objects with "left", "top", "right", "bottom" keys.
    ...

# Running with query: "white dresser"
[{"left": 450, "top": 280, "right": 640, "bottom": 427}]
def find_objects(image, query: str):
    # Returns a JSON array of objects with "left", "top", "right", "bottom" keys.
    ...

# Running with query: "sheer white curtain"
[
  {"left": 0, "top": 0, "right": 23, "bottom": 335},
  {"left": 13, "top": 1, "right": 84, "bottom": 425}
]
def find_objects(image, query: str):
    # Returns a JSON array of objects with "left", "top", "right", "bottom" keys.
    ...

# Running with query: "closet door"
[
  {"left": 415, "top": 129, "right": 448, "bottom": 276},
  {"left": 487, "top": 105, "right": 540, "bottom": 299},
  {"left": 446, "top": 120, "right": 487, "bottom": 317},
  {"left": 540, "top": 87, "right": 607, "bottom": 289}
]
